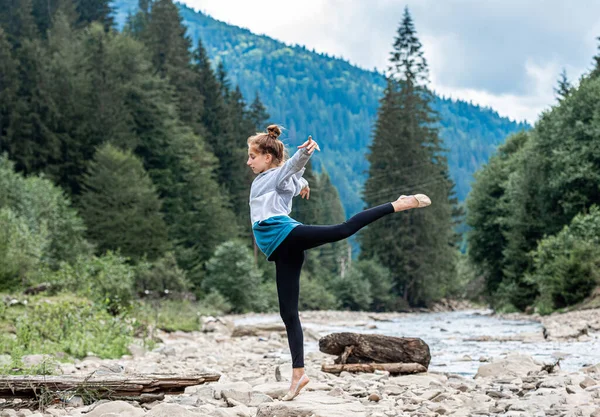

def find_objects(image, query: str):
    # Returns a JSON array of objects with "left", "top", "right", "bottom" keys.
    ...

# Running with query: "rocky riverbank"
[{"left": 1, "top": 308, "right": 599, "bottom": 417}]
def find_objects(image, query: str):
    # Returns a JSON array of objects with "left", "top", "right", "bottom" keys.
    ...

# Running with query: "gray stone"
[
  {"left": 44, "top": 410, "right": 67, "bottom": 417},
  {"left": 128, "top": 344, "right": 146, "bottom": 358},
  {"left": 252, "top": 382, "right": 289, "bottom": 399},
  {"left": 211, "top": 381, "right": 253, "bottom": 399},
  {"left": 580, "top": 376, "right": 597, "bottom": 389},
  {"left": 328, "top": 387, "right": 345, "bottom": 397},
  {"left": 221, "top": 389, "right": 274, "bottom": 406},
  {"left": 84, "top": 401, "right": 145, "bottom": 417},
  {"left": 475, "top": 354, "right": 542, "bottom": 379},
  {"left": 368, "top": 393, "right": 381, "bottom": 402},
  {"left": 256, "top": 391, "right": 367, "bottom": 417},
  {"left": 146, "top": 403, "right": 210, "bottom": 417}
]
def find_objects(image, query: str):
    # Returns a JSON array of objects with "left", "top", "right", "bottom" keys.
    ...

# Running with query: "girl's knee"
[{"left": 279, "top": 309, "right": 299, "bottom": 325}]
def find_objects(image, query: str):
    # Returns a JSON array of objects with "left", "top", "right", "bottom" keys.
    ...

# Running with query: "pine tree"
[
  {"left": 216, "top": 60, "right": 231, "bottom": 100},
  {"left": 0, "top": 0, "right": 38, "bottom": 46},
  {"left": 554, "top": 68, "right": 572, "bottom": 101},
  {"left": 315, "top": 169, "right": 348, "bottom": 274},
  {"left": 193, "top": 38, "right": 226, "bottom": 151},
  {"left": 0, "top": 28, "right": 19, "bottom": 150},
  {"left": 74, "top": 0, "right": 115, "bottom": 30},
  {"left": 358, "top": 7, "right": 456, "bottom": 306},
  {"left": 80, "top": 143, "right": 170, "bottom": 261},
  {"left": 248, "top": 92, "right": 270, "bottom": 130},
  {"left": 225, "top": 85, "right": 257, "bottom": 227},
  {"left": 591, "top": 37, "right": 600, "bottom": 79},
  {"left": 7, "top": 37, "right": 60, "bottom": 176},
  {"left": 140, "top": 0, "right": 201, "bottom": 132}
]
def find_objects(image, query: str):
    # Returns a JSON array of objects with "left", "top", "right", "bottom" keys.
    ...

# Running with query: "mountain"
[{"left": 113, "top": 0, "right": 530, "bottom": 219}]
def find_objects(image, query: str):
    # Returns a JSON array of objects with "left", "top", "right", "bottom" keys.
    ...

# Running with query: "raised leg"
[{"left": 283, "top": 202, "right": 395, "bottom": 252}]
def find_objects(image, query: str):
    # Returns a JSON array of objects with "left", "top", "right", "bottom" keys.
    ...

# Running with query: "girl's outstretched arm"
[{"left": 274, "top": 136, "right": 319, "bottom": 190}]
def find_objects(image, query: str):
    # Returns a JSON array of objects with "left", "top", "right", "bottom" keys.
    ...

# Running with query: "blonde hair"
[{"left": 247, "top": 124, "right": 288, "bottom": 167}]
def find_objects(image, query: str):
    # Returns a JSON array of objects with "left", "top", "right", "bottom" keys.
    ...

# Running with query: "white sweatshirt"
[{"left": 248, "top": 147, "right": 312, "bottom": 225}]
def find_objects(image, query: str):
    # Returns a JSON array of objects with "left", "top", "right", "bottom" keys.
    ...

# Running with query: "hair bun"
[{"left": 267, "top": 124, "right": 281, "bottom": 139}]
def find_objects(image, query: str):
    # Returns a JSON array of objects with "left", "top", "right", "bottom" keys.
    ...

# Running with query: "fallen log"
[
  {"left": 0, "top": 372, "right": 220, "bottom": 400},
  {"left": 231, "top": 323, "right": 285, "bottom": 337},
  {"left": 231, "top": 324, "right": 321, "bottom": 341},
  {"left": 319, "top": 332, "right": 431, "bottom": 368},
  {"left": 321, "top": 362, "right": 427, "bottom": 375}
]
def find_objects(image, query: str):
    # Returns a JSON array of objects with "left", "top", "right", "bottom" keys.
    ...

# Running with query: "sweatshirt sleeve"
[
  {"left": 291, "top": 175, "right": 309, "bottom": 197},
  {"left": 274, "top": 147, "right": 312, "bottom": 191}
]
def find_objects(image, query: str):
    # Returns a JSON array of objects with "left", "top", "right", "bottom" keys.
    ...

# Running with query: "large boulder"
[
  {"left": 256, "top": 391, "right": 367, "bottom": 417},
  {"left": 475, "top": 353, "right": 542, "bottom": 379}
]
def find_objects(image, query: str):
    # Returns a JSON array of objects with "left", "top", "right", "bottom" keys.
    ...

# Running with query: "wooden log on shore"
[
  {"left": 231, "top": 323, "right": 286, "bottom": 337},
  {"left": 0, "top": 372, "right": 220, "bottom": 399},
  {"left": 321, "top": 362, "right": 427, "bottom": 375},
  {"left": 319, "top": 332, "right": 431, "bottom": 368},
  {"left": 231, "top": 324, "right": 321, "bottom": 341}
]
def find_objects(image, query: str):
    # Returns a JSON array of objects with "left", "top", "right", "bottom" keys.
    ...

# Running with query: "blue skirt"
[{"left": 252, "top": 215, "right": 303, "bottom": 261}]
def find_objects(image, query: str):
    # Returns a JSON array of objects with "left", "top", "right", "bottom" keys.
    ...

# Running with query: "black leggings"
[{"left": 270, "top": 202, "right": 395, "bottom": 368}]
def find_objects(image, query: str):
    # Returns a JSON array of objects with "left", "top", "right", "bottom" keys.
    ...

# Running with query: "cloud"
[{"left": 181, "top": 0, "right": 600, "bottom": 124}]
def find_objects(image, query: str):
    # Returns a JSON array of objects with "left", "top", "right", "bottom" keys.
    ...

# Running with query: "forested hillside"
[{"left": 113, "top": 0, "right": 529, "bottom": 218}]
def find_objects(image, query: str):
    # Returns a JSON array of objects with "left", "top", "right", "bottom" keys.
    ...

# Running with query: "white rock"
[
  {"left": 475, "top": 353, "right": 542, "bottom": 379},
  {"left": 256, "top": 391, "right": 367, "bottom": 417},
  {"left": 146, "top": 403, "right": 210, "bottom": 417},
  {"left": 84, "top": 401, "right": 145, "bottom": 417}
]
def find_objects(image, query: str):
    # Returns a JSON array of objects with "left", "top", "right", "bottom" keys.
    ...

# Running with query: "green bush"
[
  {"left": 0, "top": 296, "right": 132, "bottom": 359},
  {"left": 0, "top": 208, "right": 49, "bottom": 290},
  {"left": 329, "top": 267, "right": 372, "bottom": 311},
  {"left": 0, "top": 154, "right": 91, "bottom": 271},
  {"left": 40, "top": 251, "right": 136, "bottom": 314},
  {"left": 353, "top": 259, "right": 395, "bottom": 311},
  {"left": 299, "top": 272, "right": 339, "bottom": 310},
  {"left": 199, "top": 288, "right": 233, "bottom": 315},
  {"left": 202, "top": 240, "right": 264, "bottom": 313},
  {"left": 132, "top": 299, "right": 201, "bottom": 333},
  {"left": 526, "top": 206, "right": 600, "bottom": 313},
  {"left": 134, "top": 252, "right": 191, "bottom": 297}
]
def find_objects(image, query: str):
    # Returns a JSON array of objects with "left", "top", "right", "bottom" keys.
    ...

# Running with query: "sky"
[{"left": 180, "top": 0, "right": 600, "bottom": 124}]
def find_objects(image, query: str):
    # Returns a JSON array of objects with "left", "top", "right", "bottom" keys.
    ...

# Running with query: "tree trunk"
[
  {"left": 319, "top": 332, "right": 430, "bottom": 368},
  {"left": 321, "top": 362, "right": 427, "bottom": 375},
  {"left": 0, "top": 372, "right": 220, "bottom": 399}
]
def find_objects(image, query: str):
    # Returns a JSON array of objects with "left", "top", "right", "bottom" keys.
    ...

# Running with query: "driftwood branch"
[
  {"left": 321, "top": 362, "right": 427, "bottom": 375},
  {"left": 0, "top": 372, "right": 220, "bottom": 400},
  {"left": 319, "top": 332, "right": 431, "bottom": 368}
]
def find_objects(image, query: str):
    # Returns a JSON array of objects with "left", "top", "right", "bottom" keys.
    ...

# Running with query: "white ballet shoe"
[
  {"left": 413, "top": 194, "right": 431, "bottom": 207},
  {"left": 281, "top": 374, "right": 309, "bottom": 401}
]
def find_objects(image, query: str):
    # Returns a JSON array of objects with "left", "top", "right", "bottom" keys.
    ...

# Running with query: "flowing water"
[{"left": 234, "top": 309, "right": 600, "bottom": 377}]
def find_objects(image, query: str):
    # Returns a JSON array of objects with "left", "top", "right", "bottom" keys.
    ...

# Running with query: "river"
[{"left": 233, "top": 309, "right": 600, "bottom": 377}]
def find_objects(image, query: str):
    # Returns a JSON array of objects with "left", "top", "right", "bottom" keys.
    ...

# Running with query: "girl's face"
[{"left": 247, "top": 146, "right": 274, "bottom": 174}]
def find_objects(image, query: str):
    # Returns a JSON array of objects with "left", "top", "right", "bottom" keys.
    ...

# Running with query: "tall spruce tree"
[
  {"left": 193, "top": 38, "right": 227, "bottom": 153},
  {"left": 75, "top": 0, "right": 115, "bottom": 30},
  {"left": 554, "top": 68, "right": 572, "bottom": 101},
  {"left": 140, "top": 0, "right": 201, "bottom": 133},
  {"left": 248, "top": 92, "right": 270, "bottom": 130},
  {"left": 591, "top": 37, "right": 600, "bottom": 79},
  {"left": 0, "top": 0, "right": 38, "bottom": 47},
  {"left": 358, "top": 7, "right": 456, "bottom": 306},
  {"left": 80, "top": 143, "right": 169, "bottom": 261},
  {"left": 0, "top": 28, "right": 18, "bottom": 149}
]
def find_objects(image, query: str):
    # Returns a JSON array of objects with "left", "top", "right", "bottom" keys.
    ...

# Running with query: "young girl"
[{"left": 247, "top": 124, "right": 431, "bottom": 401}]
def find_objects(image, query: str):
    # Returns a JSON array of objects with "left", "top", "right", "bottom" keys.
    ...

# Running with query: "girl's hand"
[
  {"left": 300, "top": 185, "right": 310, "bottom": 199},
  {"left": 298, "top": 135, "right": 320, "bottom": 154}
]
